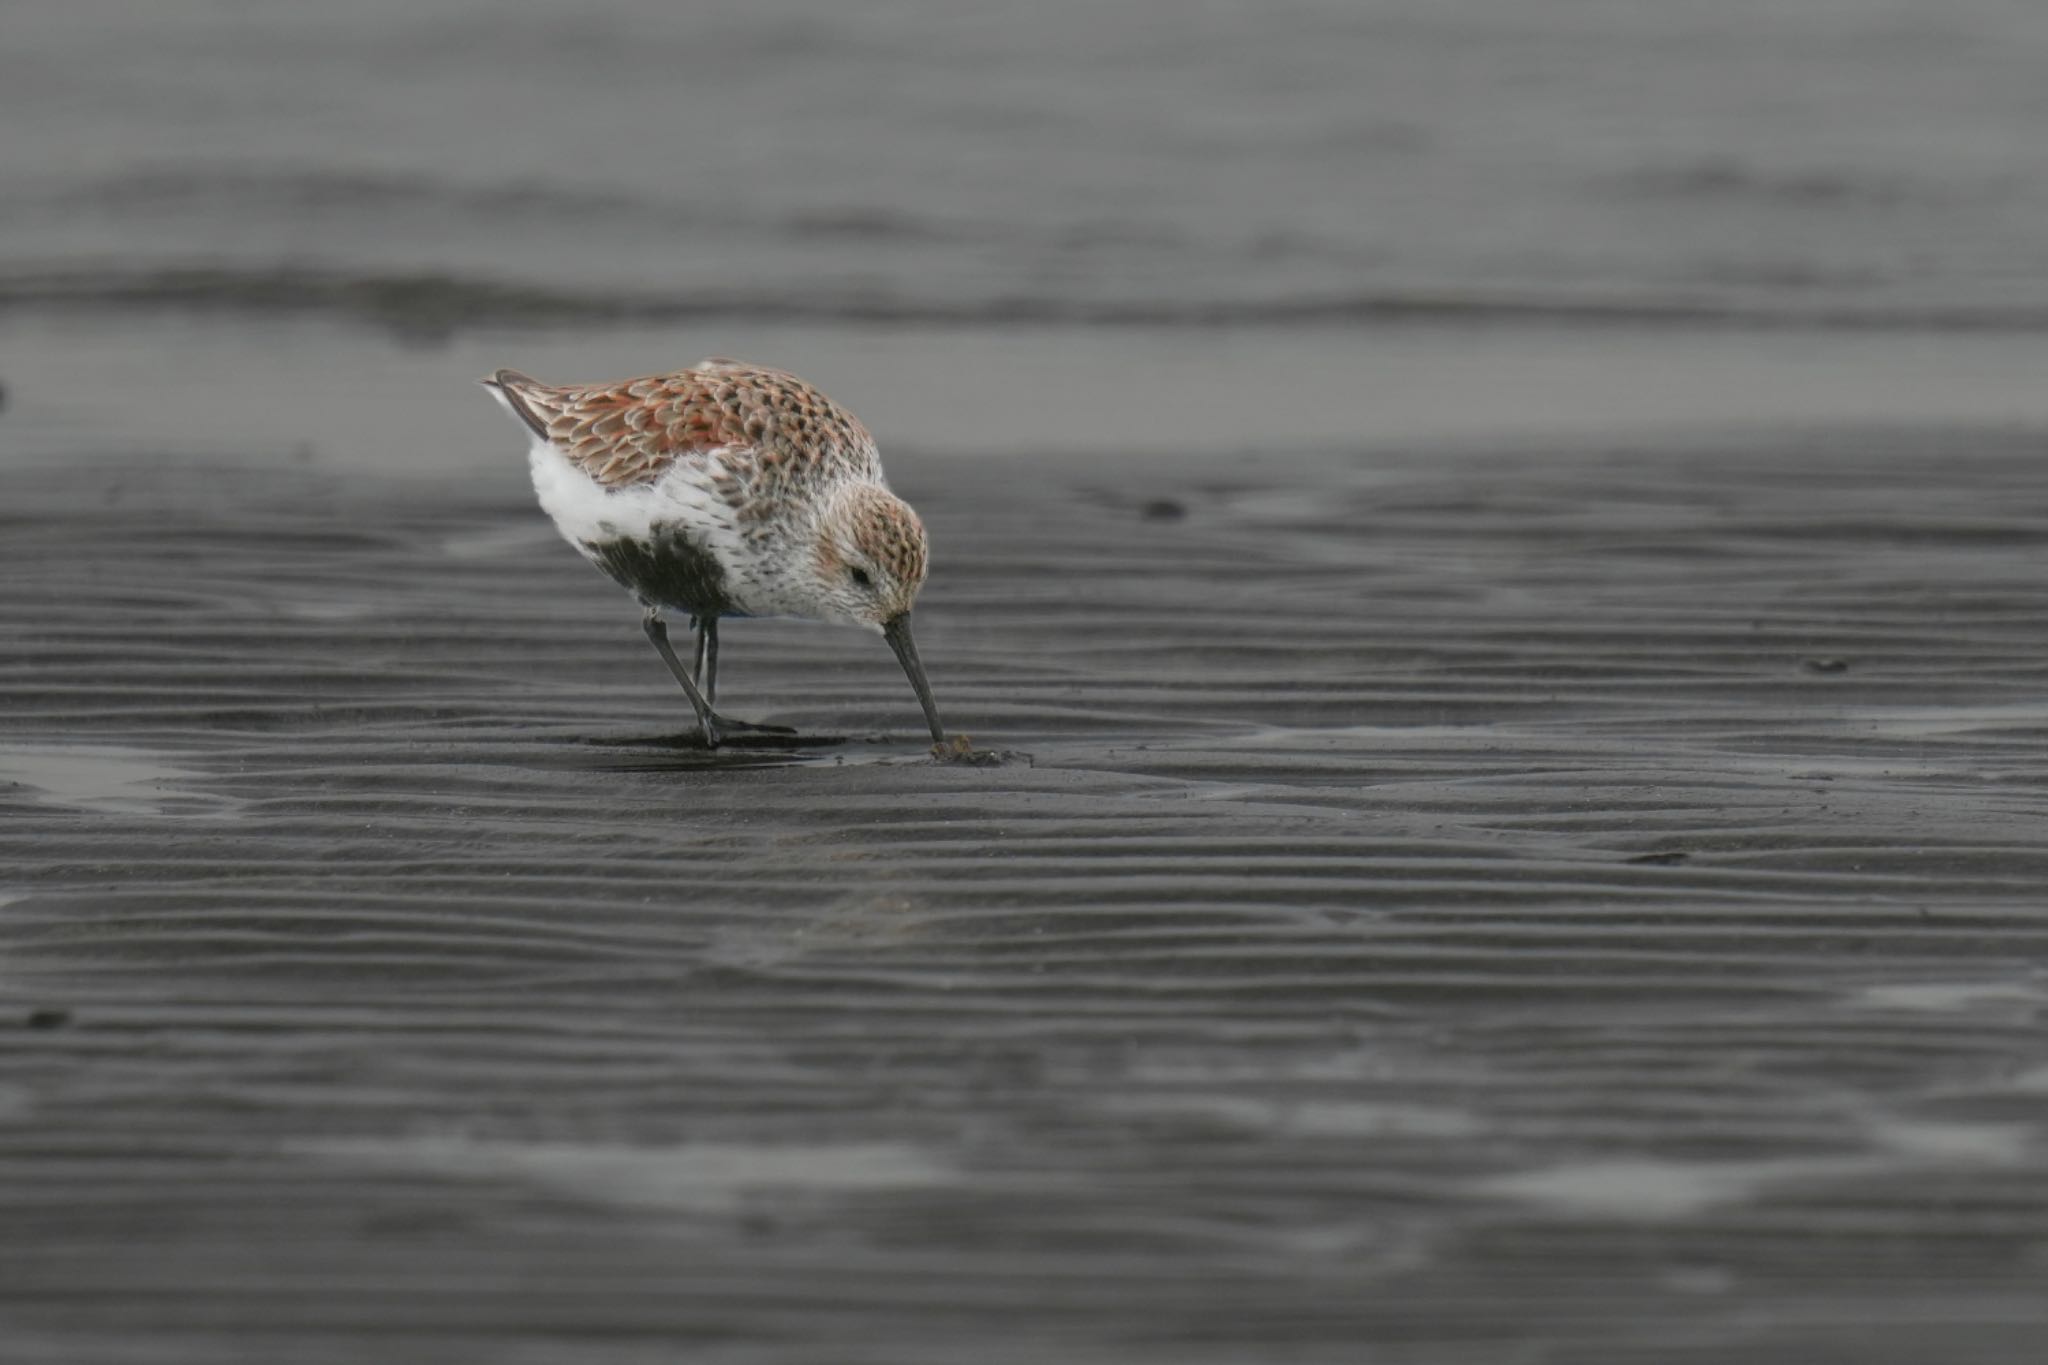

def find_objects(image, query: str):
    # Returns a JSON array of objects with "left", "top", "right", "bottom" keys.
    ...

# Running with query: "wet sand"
[{"left": 4, "top": 429, "right": 2048, "bottom": 1362}]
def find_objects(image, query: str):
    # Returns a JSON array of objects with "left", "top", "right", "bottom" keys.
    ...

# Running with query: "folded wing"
[{"left": 483, "top": 360, "right": 880, "bottom": 494}]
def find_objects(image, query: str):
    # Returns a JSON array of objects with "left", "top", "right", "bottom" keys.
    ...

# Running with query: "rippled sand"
[{"left": 4, "top": 430, "right": 2047, "bottom": 1361}]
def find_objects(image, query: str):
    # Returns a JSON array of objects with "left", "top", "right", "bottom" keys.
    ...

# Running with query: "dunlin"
[{"left": 482, "top": 359, "right": 947, "bottom": 749}]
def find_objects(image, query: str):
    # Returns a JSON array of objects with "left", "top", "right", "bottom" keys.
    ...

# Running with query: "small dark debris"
[
  {"left": 1140, "top": 498, "right": 1187, "bottom": 522},
  {"left": 1803, "top": 658, "right": 1850, "bottom": 674},
  {"left": 25, "top": 1008, "right": 70, "bottom": 1030},
  {"left": 1625, "top": 851, "right": 1691, "bottom": 866}
]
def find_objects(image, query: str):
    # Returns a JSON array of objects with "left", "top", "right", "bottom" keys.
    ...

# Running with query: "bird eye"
[{"left": 849, "top": 567, "right": 873, "bottom": 589}]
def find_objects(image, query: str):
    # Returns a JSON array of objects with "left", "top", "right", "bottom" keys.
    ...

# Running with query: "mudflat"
[{"left": 4, "top": 430, "right": 2048, "bottom": 1362}]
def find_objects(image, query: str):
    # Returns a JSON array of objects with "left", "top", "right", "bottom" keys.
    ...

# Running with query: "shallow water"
[
  {"left": 7, "top": 0, "right": 2048, "bottom": 330},
  {"left": 0, "top": 744, "right": 239, "bottom": 818},
  {"left": 305, "top": 1136, "right": 959, "bottom": 1214},
  {"left": 7, "top": 1, "right": 2048, "bottom": 477},
  {"left": 11, "top": 315, "right": 2048, "bottom": 477}
]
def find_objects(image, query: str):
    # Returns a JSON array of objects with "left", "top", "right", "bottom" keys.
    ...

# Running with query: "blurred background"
[{"left": 7, "top": 0, "right": 2048, "bottom": 473}]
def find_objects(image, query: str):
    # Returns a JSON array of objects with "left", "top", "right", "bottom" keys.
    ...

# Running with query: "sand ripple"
[{"left": 4, "top": 432, "right": 2048, "bottom": 1359}]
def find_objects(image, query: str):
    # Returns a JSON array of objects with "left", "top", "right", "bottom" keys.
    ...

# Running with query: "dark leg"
[
  {"left": 641, "top": 608, "right": 795, "bottom": 746},
  {"left": 700, "top": 617, "right": 720, "bottom": 707},
  {"left": 645, "top": 607, "right": 722, "bottom": 746},
  {"left": 690, "top": 617, "right": 707, "bottom": 690}
]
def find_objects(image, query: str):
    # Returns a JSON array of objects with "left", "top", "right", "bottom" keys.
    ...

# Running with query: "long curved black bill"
[{"left": 882, "top": 612, "right": 947, "bottom": 744}]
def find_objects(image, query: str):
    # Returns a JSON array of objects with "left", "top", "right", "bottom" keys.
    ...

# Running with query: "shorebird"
[{"left": 481, "top": 359, "right": 947, "bottom": 749}]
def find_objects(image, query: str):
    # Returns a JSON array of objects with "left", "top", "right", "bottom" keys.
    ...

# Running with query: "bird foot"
[{"left": 699, "top": 713, "right": 800, "bottom": 747}]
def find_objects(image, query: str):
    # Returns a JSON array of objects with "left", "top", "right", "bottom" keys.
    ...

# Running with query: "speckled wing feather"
[{"left": 490, "top": 359, "right": 881, "bottom": 499}]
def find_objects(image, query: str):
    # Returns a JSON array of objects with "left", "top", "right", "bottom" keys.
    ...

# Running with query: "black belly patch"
[{"left": 581, "top": 531, "right": 734, "bottom": 616}]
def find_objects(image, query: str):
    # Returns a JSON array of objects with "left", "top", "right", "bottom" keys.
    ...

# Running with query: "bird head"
[
  {"left": 809, "top": 483, "right": 929, "bottom": 630},
  {"left": 809, "top": 483, "right": 946, "bottom": 744}
]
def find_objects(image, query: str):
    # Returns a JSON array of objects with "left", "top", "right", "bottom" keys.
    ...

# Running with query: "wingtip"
[{"left": 480, "top": 368, "right": 552, "bottom": 439}]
